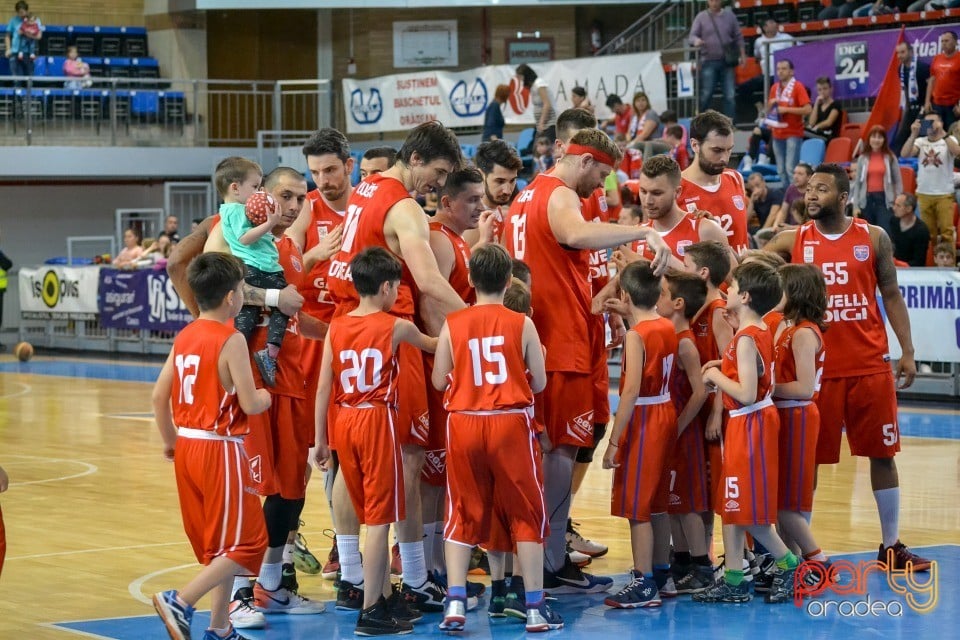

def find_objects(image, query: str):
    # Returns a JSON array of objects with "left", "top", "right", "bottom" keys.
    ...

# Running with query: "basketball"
[
  {"left": 14, "top": 341, "right": 34, "bottom": 362},
  {"left": 245, "top": 191, "right": 277, "bottom": 225}
]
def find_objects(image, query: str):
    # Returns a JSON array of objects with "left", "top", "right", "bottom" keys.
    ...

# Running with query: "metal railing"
[
  {"left": 0, "top": 75, "right": 335, "bottom": 146},
  {"left": 596, "top": 0, "right": 703, "bottom": 57}
]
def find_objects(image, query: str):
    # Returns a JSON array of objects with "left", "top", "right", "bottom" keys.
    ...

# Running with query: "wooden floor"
[{"left": 1, "top": 354, "right": 958, "bottom": 638}]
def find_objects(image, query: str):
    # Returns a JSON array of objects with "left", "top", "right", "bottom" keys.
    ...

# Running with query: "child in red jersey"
[
  {"left": 152, "top": 252, "right": 272, "bottom": 640},
  {"left": 695, "top": 262, "right": 798, "bottom": 605},
  {"left": 432, "top": 245, "right": 559, "bottom": 633},
  {"left": 657, "top": 270, "right": 714, "bottom": 594},
  {"left": 313, "top": 247, "right": 436, "bottom": 637},
  {"left": 602, "top": 261, "right": 679, "bottom": 608}
]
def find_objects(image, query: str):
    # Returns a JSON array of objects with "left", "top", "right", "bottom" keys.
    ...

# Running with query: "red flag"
[{"left": 857, "top": 27, "right": 906, "bottom": 154}]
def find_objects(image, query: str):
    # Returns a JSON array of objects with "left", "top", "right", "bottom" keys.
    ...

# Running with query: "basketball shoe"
[
  {"left": 320, "top": 529, "right": 340, "bottom": 579},
  {"left": 336, "top": 579, "right": 364, "bottom": 611},
  {"left": 292, "top": 522, "right": 322, "bottom": 575},
  {"left": 566, "top": 519, "right": 608, "bottom": 557},
  {"left": 879, "top": 541, "right": 931, "bottom": 572},
  {"left": 201, "top": 627, "right": 252, "bottom": 640},
  {"left": 355, "top": 596, "right": 414, "bottom": 637},
  {"left": 604, "top": 570, "right": 662, "bottom": 609},
  {"left": 543, "top": 554, "right": 613, "bottom": 594},
  {"left": 439, "top": 597, "right": 467, "bottom": 631},
  {"left": 525, "top": 599, "right": 564, "bottom": 632},
  {"left": 228, "top": 587, "right": 265, "bottom": 629},
  {"left": 153, "top": 590, "right": 194, "bottom": 640},
  {"left": 253, "top": 582, "right": 326, "bottom": 614}
]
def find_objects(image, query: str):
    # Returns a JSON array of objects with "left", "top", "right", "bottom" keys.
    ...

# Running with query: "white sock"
[
  {"left": 259, "top": 562, "right": 282, "bottom": 591},
  {"left": 232, "top": 576, "right": 251, "bottom": 595},
  {"left": 282, "top": 542, "right": 295, "bottom": 565},
  {"left": 874, "top": 487, "right": 900, "bottom": 548},
  {"left": 339, "top": 534, "right": 363, "bottom": 585},
  {"left": 399, "top": 541, "right": 428, "bottom": 588},
  {"left": 422, "top": 523, "right": 437, "bottom": 573}
]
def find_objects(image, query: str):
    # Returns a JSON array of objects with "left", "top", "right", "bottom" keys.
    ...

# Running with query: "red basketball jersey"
[
  {"left": 302, "top": 190, "right": 347, "bottom": 323},
  {"left": 669, "top": 328, "right": 697, "bottom": 410},
  {"left": 678, "top": 170, "right": 749, "bottom": 255},
  {"left": 625, "top": 317, "right": 679, "bottom": 398},
  {"left": 633, "top": 213, "right": 702, "bottom": 259},
  {"left": 720, "top": 325, "right": 775, "bottom": 412},
  {"left": 692, "top": 298, "right": 727, "bottom": 365},
  {"left": 171, "top": 319, "right": 246, "bottom": 437},
  {"left": 790, "top": 219, "right": 889, "bottom": 379},
  {"left": 328, "top": 311, "right": 399, "bottom": 407},
  {"left": 327, "top": 174, "right": 416, "bottom": 316},
  {"left": 443, "top": 305, "right": 533, "bottom": 412},
  {"left": 774, "top": 320, "right": 825, "bottom": 402},
  {"left": 582, "top": 186, "right": 612, "bottom": 293},
  {"left": 502, "top": 174, "right": 592, "bottom": 373},
  {"left": 430, "top": 221, "right": 475, "bottom": 305},
  {"left": 763, "top": 310, "right": 784, "bottom": 334}
]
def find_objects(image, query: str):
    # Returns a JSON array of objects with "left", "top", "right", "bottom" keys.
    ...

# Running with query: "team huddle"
[{"left": 150, "top": 108, "right": 931, "bottom": 640}]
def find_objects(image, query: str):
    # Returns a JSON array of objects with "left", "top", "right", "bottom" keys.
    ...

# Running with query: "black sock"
[
  {"left": 491, "top": 579, "right": 507, "bottom": 598},
  {"left": 509, "top": 575, "right": 526, "bottom": 596},
  {"left": 693, "top": 555, "right": 711, "bottom": 567},
  {"left": 674, "top": 551, "right": 692, "bottom": 566}
]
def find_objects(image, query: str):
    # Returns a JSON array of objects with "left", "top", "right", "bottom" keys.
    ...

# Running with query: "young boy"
[
  {"left": 601, "top": 261, "right": 679, "bottom": 608},
  {"left": 664, "top": 125, "right": 690, "bottom": 170},
  {"left": 214, "top": 157, "right": 287, "bottom": 388},
  {"left": 313, "top": 247, "right": 437, "bottom": 636},
  {"left": 694, "top": 261, "right": 798, "bottom": 604},
  {"left": 657, "top": 270, "right": 714, "bottom": 594},
  {"left": 933, "top": 241, "right": 956, "bottom": 268},
  {"left": 152, "top": 252, "right": 272, "bottom": 640},
  {"left": 431, "top": 244, "right": 561, "bottom": 633}
]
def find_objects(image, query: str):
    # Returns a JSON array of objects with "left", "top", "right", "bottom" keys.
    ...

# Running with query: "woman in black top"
[
  {"left": 482, "top": 84, "right": 510, "bottom": 141},
  {"left": 806, "top": 76, "right": 842, "bottom": 140}
]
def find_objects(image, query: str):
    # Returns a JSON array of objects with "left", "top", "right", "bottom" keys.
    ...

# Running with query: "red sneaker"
[{"left": 878, "top": 541, "right": 931, "bottom": 572}]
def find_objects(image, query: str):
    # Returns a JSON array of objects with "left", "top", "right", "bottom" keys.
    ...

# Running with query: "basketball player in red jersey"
[
  {"left": 360, "top": 147, "right": 398, "bottom": 180},
  {"left": 462, "top": 140, "right": 523, "bottom": 248},
  {"left": 679, "top": 110, "right": 751, "bottom": 256},
  {"left": 765, "top": 163, "right": 929, "bottom": 571},
  {"left": 502, "top": 127, "right": 673, "bottom": 593},
  {"left": 326, "top": 121, "right": 469, "bottom": 610}
]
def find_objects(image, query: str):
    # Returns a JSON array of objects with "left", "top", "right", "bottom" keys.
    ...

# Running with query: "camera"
[{"left": 919, "top": 119, "right": 933, "bottom": 137}]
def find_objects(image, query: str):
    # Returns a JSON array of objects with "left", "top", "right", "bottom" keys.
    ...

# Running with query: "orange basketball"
[
  {"left": 245, "top": 191, "right": 277, "bottom": 225},
  {"left": 14, "top": 341, "right": 34, "bottom": 362}
]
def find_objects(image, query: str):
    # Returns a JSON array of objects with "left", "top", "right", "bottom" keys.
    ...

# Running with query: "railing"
[
  {"left": 596, "top": 0, "right": 703, "bottom": 58},
  {"left": 0, "top": 76, "right": 335, "bottom": 146}
]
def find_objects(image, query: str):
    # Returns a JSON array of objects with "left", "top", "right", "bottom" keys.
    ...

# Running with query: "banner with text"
[
  {"left": 19, "top": 266, "right": 100, "bottom": 319},
  {"left": 777, "top": 25, "right": 956, "bottom": 100},
  {"left": 98, "top": 268, "right": 191, "bottom": 331},
  {"left": 342, "top": 52, "right": 666, "bottom": 135},
  {"left": 884, "top": 268, "right": 960, "bottom": 362}
]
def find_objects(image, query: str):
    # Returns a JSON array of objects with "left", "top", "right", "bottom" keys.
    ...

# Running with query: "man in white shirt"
[
  {"left": 901, "top": 111, "right": 960, "bottom": 258},
  {"left": 737, "top": 19, "right": 795, "bottom": 112}
]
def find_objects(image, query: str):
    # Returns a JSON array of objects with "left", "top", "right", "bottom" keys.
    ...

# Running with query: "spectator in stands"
[
  {"left": 737, "top": 18, "right": 795, "bottom": 111},
  {"left": 767, "top": 59, "right": 811, "bottom": 186},
  {"left": 113, "top": 227, "right": 145, "bottom": 269},
  {"left": 570, "top": 86, "right": 595, "bottom": 115},
  {"left": 627, "top": 92, "right": 662, "bottom": 144},
  {"left": 893, "top": 41, "right": 930, "bottom": 155},
  {"left": 889, "top": 193, "right": 931, "bottom": 267},
  {"left": 603, "top": 94, "right": 632, "bottom": 135},
  {"left": 191, "top": 218, "right": 203, "bottom": 233},
  {"left": 819, "top": 0, "right": 872, "bottom": 19},
  {"left": 140, "top": 234, "right": 174, "bottom": 267},
  {"left": 0, "top": 226, "right": 9, "bottom": 350},
  {"left": 515, "top": 64, "right": 556, "bottom": 143},
  {"left": 754, "top": 227, "right": 776, "bottom": 249},
  {"left": 805, "top": 76, "right": 842, "bottom": 141},
  {"left": 850, "top": 125, "right": 903, "bottom": 233},
  {"left": 902, "top": 111, "right": 960, "bottom": 258},
  {"left": 533, "top": 135, "right": 555, "bottom": 175},
  {"left": 853, "top": 0, "right": 904, "bottom": 16},
  {"left": 158, "top": 215, "right": 181, "bottom": 245},
  {"left": 4, "top": 1, "right": 42, "bottom": 79},
  {"left": 617, "top": 204, "right": 644, "bottom": 227},
  {"left": 614, "top": 134, "right": 643, "bottom": 180},
  {"left": 359, "top": 146, "right": 397, "bottom": 180},
  {"left": 660, "top": 110, "right": 688, "bottom": 145},
  {"left": 925, "top": 31, "right": 960, "bottom": 132},
  {"left": 664, "top": 124, "right": 690, "bottom": 170},
  {"left": 63, "top": 45, "right": 92, "bottom": 89},
  {"left": 780, "top": 162, "right": 812, "bottom": 215},
  {"left": 745, "top": 171, "right": 783, "bottom": 230},
  {"left": 933, "top": 241, "right": 957, "bottom": 268},
  {"left": 482, "top": 84, "right": 509, "bottom": 141},
  {"left": 689, "top": 0, "right": 745, "bottom": 119}
]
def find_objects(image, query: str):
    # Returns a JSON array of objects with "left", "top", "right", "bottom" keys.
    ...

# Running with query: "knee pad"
[{"left": 575, "top": 423, "right": 609, "bottom": 463}]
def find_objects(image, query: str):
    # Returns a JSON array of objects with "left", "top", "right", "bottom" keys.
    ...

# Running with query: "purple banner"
[
  {"left": 777, "top": 25, "right": 958, "bottom": 100},
  {"left": 99, "top": 268, "right": 191, "bottom": 331}
]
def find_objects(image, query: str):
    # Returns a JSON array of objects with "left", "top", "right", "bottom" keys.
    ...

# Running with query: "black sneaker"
[
  {"left": 503, "top": 575, "right": 526, "bottom": 620},
  {"left": 400, "top": 578, "right": 446, "bottom": 613},
  {"left": 387, "top": 583, "right": 423, "bottom": 623},
  {"left": 429, "top": 570, "right": 486, "bottom": 598},
  {"left": 675, "top": 565, "right": 714, "bottom": 594},
  {"left": 692, "top": 579, "right": 752, "bottom": 603},
  {"left": 543, "top": 554, "right": 613, "bottom": 595},
  {"left": 336, "top": 579, "right": 364, "bottom": 611},
  {"left": 280, "top": 562, "right": 299, "bottom": 593},
  {"left": 253, "top": 349, "right": 278, "bottom": 387},
  {"left": 764, "top": 566, "right": 796, "bottom": 604},
  {"left": 603, "top": 570, "right": 661, "bottom": 609},
  {"left": 751, "top": 553, "right": 776, "bottom": 593},
  {"left": 355, "top": 597, "right": 413, "bottom": 637}
]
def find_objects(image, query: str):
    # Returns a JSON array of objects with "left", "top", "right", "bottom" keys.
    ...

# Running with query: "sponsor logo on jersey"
[
  {"left": 677, "top": 239, "right": 693, "bottom": 256},
  {"left": 249, "top": 455, "right": 263, "bottom": 484},
  {"left": 349, "top": 88, "right": 383, "bottom": 125},
  {"left": 732, "top": 195, "right": 745, "bottom": 210},
  {"left": 291, "top": 256, "right": 303, "bottom": 272},
  {"left": 724, "top": 499, "right": 740, "bottom": 512},
  {"left": 422, "top": 448, "right": 447, "bottom": 479},
  {"left": 854, "top": 244, "right": 870, "bottom": 262},
  {"left": 566, "top": 410, "right": 595, "bottom": 441},
  {"left": 669, "top": 493, "right": 681, "bottom": 506},
  {"left": 598, "top": 194, "right": 609, "bottom": 213},
  {"left": 804, "top": 245, "right": 815, "bottom": 263}
]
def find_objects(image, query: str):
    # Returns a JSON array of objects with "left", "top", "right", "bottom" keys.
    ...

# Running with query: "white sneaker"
[
  {"left": 229, "top": 588, "right": 266, "bottom": 629},
  {"left": 568, "top": 548, "right": 592, "bottom": 567},
  {"left": 566, "top": 519, "right": 608, "bottom": 558},
  {"left": 253, "top": 583, "right": 326, "bottom": 614}
]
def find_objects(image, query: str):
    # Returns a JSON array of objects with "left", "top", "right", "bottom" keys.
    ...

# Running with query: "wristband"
[{"left": 265, "top": 288, "right": 281, "bottom": 308}]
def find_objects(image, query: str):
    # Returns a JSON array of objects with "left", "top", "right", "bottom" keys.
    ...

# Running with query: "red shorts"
[
  {"left": 589, "top": 316, "right": 611, "bottom": 425},
  {"left": 611, "top": 400, "right": 677, "bottom": 521},
  {"left": 484, "top": 434, "right": 545, "bottom": 553},
  {"left": 421, "top": 354, "right": 447, "bottom": 486},
  {"left": 542, "top": 372, "right": 594, "bottom": 448},
  {"left": 244, "top": 394, "right": 312, "bottom": 500},
  {"left": 397, "top": 341, "right": 430, "bottom": 448},
  {"left": 816, "top": 372, "right": 900, "bottom": 464},
  {"left": 719, "top": 404, "right": 779, "bottom": 526},
  {"left": 175, "top": 436, "right": 268, "bottom": 575},
  {"left": 336, "top": 405, "right": 405, "bottom": 526},
  {"left": 444, "top": 411, "right": 547, "bottom": 547},
  {"left": 668, "top": 419, "right": 710, "bottom": 514},
  {"left": 700, "top": 395, "right": 724, "bottom": 512},
  {"left": 776, "top": 402, "right": 819, "bottom": 513}
]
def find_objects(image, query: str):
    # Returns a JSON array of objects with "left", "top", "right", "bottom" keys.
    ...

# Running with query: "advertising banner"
[
  {"left": 98, "top": 268, "right": 191, "bottom": 331},
  {"left": 342, "top": 51, "right": 666, "bottom": 134},
  {"left": 19, "top": 266, "right": 100, "bottom": 319},
  {"left": 885, "top": 268, "right": 960, "bottom": 362}
]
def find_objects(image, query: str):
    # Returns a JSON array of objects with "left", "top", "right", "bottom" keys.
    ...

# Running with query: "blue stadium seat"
[
  {"left": 460, "top": 144, "right": 476, "bottom": 161},
  {"left": 799, "top": 138, "right": 825, "bottom": 166},
  {"left": 516, "top": 127, "right": 536, "bottom": 171},
  {"left": 350, "top": 150, "right": 363, "bottom": 186}
]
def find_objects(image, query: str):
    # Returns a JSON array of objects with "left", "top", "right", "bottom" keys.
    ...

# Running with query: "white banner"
[
  {"left": 19, "top": 266, "right": 101, "bottom": 319},
  {"left": 342, "top": 52, "right": 667, "bottom": 135},
  {"left": 884, "top": 268, "right": 960, "bottom": 362}
]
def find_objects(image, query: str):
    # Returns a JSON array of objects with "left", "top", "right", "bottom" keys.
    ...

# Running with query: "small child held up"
[
  {"left": 152, "top": 252, "right": 272, "bottom": 640},
  {"left": 214, "top": 157, "right": 287, "bottom": 387},
  {"left": 313, "top": 247, "right": 437, "bottom": 637}
]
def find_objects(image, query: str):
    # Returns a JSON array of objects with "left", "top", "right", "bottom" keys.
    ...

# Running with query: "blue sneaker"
[
  {"left": 604, "top": 571, "right": 662, "bottom": 609},
  {"left": 202, "top": 627, "right": 252, "bottom": 640},
  {"left": 439, "top": 597, "right": 467, "bottom": 631},
  {"left": 543, "top": 554, "right": 613, "bottom": 595},
  {"left": 253, "top": 349, "right": 277, "bottom": 387},
  {"left": 525, "top": 599, "right": 563, "bottom": 632},
  {"left": 153, "top": 590, "right": 195, "bottom": 640}
]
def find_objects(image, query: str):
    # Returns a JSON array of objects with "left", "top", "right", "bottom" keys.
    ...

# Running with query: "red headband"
[{"left": 565, "top": 143, "right": 616, "bottom": 168}]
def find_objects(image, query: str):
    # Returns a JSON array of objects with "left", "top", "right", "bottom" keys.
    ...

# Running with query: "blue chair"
[
  {"left": 460, "top": 144, "right": 476, "bottom": 161},
  {"left": 516, "top": 178, "right": 529, "bottom": 192},
  {"left": 516, "top": 127, "right": 536, "bottom": 171},
  {"left": 799, "top": 138, "right": 825, "bottom": 167},
  {"left": 350, "top": 150, "right": 363, "bottom": 186}
]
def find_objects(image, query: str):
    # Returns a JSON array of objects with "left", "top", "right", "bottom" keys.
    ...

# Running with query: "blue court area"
[{"left": 52, "top": 545, "right": 956, "bottom": 640}]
